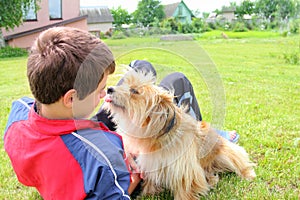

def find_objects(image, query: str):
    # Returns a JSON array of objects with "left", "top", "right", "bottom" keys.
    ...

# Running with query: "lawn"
[{"left": 0, "top": 32, "right": 299, "bottom": 199}]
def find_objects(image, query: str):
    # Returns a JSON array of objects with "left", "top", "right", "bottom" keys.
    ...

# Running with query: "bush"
[
  {"left": 233, "top": 22, "right": 248, "bottom": 32},
  {"left": 181, "top": 23, "right": 194, "bottom": 34},
  {"left": 0, "top": 46, "right": 28, "bottom": 58},
  {"left": 111, "top": 31, "right": 127, "bottom": 39},
  {"left": 268, "top": 20, "right": 279, "bottom": 30},
  {"left": 283, "top": 52, "right": 300, "bottom": 65},
  {"left": 201, "top": 22, "right": 212, "bottom": 32},
  {"left": 147, "top": 27, "right": 173, "bottom": 35},
  {"left": 208, "top": 22, "right": 217, "bottom": 30},
  {"left": 244, "top": 20, "right": 255, "bottom": 30},
  {"left": 160, "top": 18, "right": 180, "bottom": 33},
  {"left": 289, "top": 19, "right": 300, "bottom": 34},
  {"left": 192, "top": 18, "right": 204, "bottom": 33},
  {"left": 100, "top": 32, "right": 108, "bottom": 39}
]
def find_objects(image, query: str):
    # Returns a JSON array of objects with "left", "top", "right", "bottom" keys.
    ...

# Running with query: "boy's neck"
[{"left": 37, "top": 100, "right": 73, "bottom": 120}]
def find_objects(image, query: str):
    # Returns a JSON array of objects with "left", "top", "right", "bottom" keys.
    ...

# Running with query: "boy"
[{"left": 4, "top": 27, "right": 140, "bottom": 199}]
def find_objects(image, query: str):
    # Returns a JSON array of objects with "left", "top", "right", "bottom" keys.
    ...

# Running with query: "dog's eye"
[{"left": 130, "top": 88, "right": 139, "bottom": 94}]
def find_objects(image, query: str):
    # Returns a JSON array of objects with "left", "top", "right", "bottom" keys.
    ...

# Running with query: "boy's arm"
[
  {"left": 4, "top": 97, "right": 34, "bottom": 135},
  {"left": 128, "top": 172, "right": 142, "bottom": 195},
  {"left": 67, "top": 131, "right": 131, "bottom": 199}
]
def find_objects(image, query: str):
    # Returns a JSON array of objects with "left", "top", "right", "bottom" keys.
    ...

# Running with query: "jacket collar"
[{"left": 28, "top": 104, "right": 108, "bottom": 136}]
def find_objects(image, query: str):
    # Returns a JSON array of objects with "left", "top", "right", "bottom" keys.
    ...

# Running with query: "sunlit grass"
[
  {"left": 1, "top": 31, "right": 299, "bottom": 199},
  {"left": 198, "top": 30, "right": 281, "bottom": 39}
]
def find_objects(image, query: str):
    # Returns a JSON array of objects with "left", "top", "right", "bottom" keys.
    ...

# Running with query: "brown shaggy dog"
[{"left": 105, "top": 70, "right": 256, "bottom": 200}]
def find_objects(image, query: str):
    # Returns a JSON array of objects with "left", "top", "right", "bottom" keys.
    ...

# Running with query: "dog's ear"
[
  {"left": 154, "top": 89, "right": 175, "bottom": 116},
  {"left": 157, "top": 89, "right": 174, "bottom": 104}
]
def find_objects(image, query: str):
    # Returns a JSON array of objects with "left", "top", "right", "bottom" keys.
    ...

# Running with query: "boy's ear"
[{"left": 63, "top": 89, "right": 76, "bottom": 108}]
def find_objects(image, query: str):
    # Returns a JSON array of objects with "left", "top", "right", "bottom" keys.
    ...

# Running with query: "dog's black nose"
[{"left": 107, "top": 87, "right": 115, "bottom": 94}]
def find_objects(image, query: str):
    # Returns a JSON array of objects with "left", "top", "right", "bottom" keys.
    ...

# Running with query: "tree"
[
  {"left": 110, "top": 6, "right": 132, "bottom": 28},
  {"left": 0, "top": 0, "right": 39, "bottom": 30},
  {"left": 295, "top": 0, "right": 300, "bottom": 18},
  {"left": 132, "top": 0, "right": 165, "bottom": 27},
  {"left": 0, "top": 0, "right": 40, "bottom": 47},
  {"left": 255, "top": 0, "right": 300, "bottom": 21},
  {"left": 235, "top": 0, "right": 256, "bottom": 19},
  {"left": 213, "top": 9, "right": 222, "bottom": 16},
  {"left": 202, "top": 12, "right": 210, "bottom": 19},
  {"left": 276, "top": 0, "right": 299, "bottom": 20},
  {"left": 255, "top": 0, "right": 278, "bottom": 20}
]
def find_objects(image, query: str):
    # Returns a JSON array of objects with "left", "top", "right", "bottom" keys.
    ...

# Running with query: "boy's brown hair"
[{"left": 27, "top": 27, "right": 115, "bottom": 104}]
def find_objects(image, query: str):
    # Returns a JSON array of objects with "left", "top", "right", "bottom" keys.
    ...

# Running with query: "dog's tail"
[{"left": 213, "top": 140, "right": 256, "bottom": 180}]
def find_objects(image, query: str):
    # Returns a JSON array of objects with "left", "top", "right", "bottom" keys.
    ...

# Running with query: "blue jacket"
[{"left": 4, "top": 97, "right": 131, "bottom": 199}]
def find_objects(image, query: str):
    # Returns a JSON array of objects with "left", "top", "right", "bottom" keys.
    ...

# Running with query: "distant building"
[
  {"left": 206, "top": 12, "right": 218, "bottom": 23},
  {"left": 164, "top": 1, "right": 195, "bottom": 24},
  {"left": 206, "top": 7, "right": 236, "bottom": 24},
  {"left": 222, "top": 7, "right": 236, "bottom": 22},
  {"left": 2, "top": 0, "right": 87, "bottom": 49},
  {"left": 80, "top": 7, "right": 114, "bottom": 37}
]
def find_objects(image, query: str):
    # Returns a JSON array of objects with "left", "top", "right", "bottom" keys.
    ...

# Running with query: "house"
[
  {"left": 2, "top": 0, "right": 88, "bottom": 49},
  {"left": 80, "top": 7, "right": 114, "bottom": 37},
  {"left": 206, "top": 12, "right": 218, "bottom": 23},
  {"left": 164, "top": 1, "right": 195, "bottom": 24},
  {"left": 221, "top": 7, "right": 236, "bottom": 22}
]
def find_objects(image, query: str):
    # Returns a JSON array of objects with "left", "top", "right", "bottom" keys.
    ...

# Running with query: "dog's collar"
[{"left": 158, "top": 109, "right": 176, "bottom": 138}]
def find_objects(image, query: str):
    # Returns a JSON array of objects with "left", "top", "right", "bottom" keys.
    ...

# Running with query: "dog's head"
[{"left": 105, "top": 70, "right": 177, "bottom": 139}]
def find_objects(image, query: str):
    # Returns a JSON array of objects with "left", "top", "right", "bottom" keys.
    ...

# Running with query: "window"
[
  {"left": 49, "top": 0, "right": 62, "bottom": 20},
  {"left": 178, "top": 5, "right": 183, "bottom": 16},
  {"left": 23, "top": 0, "right": 37, "bottom": 21}
]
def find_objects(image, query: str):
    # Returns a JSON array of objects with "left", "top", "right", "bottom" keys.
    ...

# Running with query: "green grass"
[
  {"left": 1, "top": 31, "right": 299, "bottom": 199},
  {"left": 198, "top": 30, "right": 282, "bottom": 39}
]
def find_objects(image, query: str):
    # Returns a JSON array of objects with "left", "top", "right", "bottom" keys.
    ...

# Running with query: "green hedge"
[{"left": 0, "top": 46, "right": 28, "bottom": 58}]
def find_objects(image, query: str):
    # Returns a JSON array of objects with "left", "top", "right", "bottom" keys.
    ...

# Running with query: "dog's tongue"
[{"left": 105, "top": 96, "right": 112, "bottom": 103}]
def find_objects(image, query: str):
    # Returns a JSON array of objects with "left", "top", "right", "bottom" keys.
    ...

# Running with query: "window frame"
[
  {"left": 178, "top": 5, "right": 183, "bottom": 16},
  {"left": 23, "top": 0, "right": 37, "bottom": 21},
  {"left": 49, "top": 0, "right": 62, "bottom": 20}
]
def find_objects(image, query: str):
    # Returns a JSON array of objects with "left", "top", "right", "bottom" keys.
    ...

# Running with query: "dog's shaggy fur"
[{"left": 105, "top": 70, "right": 256, "bottom": 200}]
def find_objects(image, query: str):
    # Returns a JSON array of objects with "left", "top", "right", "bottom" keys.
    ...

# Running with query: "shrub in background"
[
  {"left": 0, "top": 46, "right": 28, "bottom": 58},
  {"left": 233, "top": 21, "right": 248, "bottom": 32},
  {"left": 147, "top": 27, "right": 173, "bottom": 35},
  {"left": 289, "top": 19, "right": 300, "bottom": 34},
  {"left": 100, "top": 32, "right": 108, "bottom": 39},
  {"left": 111, "top": 30, "right": 127, "bottom": 39},
  {"left": 208, "top": 22, "right": 217, "bottom": 30},
  {"left": 191, "top": 18, "right": 205, "bottom": 33},
  {"left": 181, "top": 23, "right": 194, "bottom": 34}
]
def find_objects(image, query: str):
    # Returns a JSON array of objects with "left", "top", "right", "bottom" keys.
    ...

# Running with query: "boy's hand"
[{"left": 126, "top": 153, "right": 143, "bottom": 194}]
